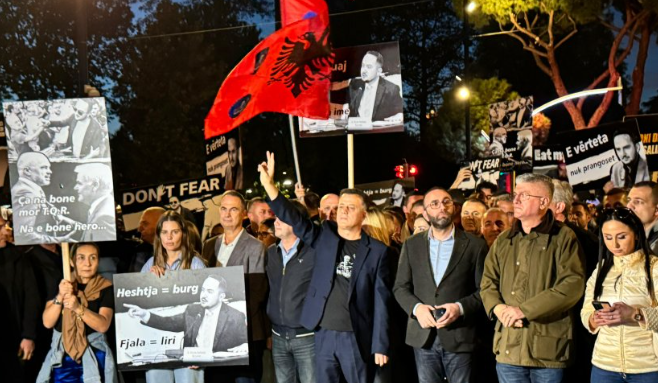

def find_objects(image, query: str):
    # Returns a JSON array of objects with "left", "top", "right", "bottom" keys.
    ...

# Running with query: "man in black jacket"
[
  {"left": 394, "top": 187, "right": 487, "bottom": 383},
  {"left": 266, "top": 200, "right": 316, "bottom": 383},
  {"left": 0, "top": 244, "right": 41, "bottom": 383}
]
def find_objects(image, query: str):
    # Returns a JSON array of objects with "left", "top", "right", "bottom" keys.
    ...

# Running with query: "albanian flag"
[
  {"left": 281, "top": 0, "right": 328, "bottom": 26},
  {"left": 204, "top": 3, "right": 333, "bottom": 139}
]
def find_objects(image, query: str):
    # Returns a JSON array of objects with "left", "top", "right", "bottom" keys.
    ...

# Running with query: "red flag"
[
  {"left": 280, "top": 0, "right": 328, "bottom": 26},
  {"left": 204, "top": 9, "right": 333, "bottom": 139}
]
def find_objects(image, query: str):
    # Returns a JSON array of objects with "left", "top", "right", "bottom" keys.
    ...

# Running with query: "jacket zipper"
[
  {"left": 279, "top": 257, "right": 286, "bottom": 329},
  {"left": 619, "top": 266, "right": 626, "bottom": 374}
]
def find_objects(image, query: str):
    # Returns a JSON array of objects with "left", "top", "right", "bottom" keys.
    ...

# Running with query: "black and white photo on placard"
[
  {"left": 2, "top": 98, "right": 116, "bottom": 245},
  {"left": 114, "top": 267, "right": 249, "bottom": 371}
]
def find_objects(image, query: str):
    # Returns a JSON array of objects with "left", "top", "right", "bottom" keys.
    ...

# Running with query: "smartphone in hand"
[{"left": 592, "top": 301, "right": 611, "bottom": 310}]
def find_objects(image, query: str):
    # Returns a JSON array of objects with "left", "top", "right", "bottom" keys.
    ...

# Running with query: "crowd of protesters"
[{"left": 3, "top": 151, "right": 658, "bottom": 383}]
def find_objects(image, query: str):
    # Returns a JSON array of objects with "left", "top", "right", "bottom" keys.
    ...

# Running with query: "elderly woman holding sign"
[
  {"left": 139, "top": 210, "right": 206, "bottom": 383},
  {"left": 38, "top": 242, "right": 117, "bottom": 383}
]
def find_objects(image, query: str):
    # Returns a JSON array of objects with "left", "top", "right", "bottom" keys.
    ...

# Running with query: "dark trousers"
[
  {"left": 414, "top": 333, "right": 472, "bottom": 383},
  {"left": 315, "top": 328, "right": 369, "bottom": 383}
]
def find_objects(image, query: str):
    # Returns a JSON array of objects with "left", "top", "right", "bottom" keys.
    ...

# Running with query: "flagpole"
[
  {"left": 347, "top": 133, "right": 354, "bottom": 188},
  {"left": 288, "top": 115, "right": 302, "bottom": 184}
]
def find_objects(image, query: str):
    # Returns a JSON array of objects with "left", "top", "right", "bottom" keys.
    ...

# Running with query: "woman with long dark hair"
[
  {"left": 141, "top": 210, "right": 205, "bottom": 383},
  {"left": 141, "top": 210, "right": 205, "bottom": 275},
  {"left": 580, "top": 207, "right": 658, "bottom": 382}
]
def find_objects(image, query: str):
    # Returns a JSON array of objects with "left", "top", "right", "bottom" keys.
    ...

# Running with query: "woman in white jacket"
[{"left": 581, "top": 207, "right": 658, "bottom": 382}]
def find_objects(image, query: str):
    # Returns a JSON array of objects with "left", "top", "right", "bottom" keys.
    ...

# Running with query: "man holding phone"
[{"left": 394, "top": 187, "right": 488, "bottom": 383}]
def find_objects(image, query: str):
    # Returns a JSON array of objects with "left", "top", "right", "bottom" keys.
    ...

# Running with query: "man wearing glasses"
[
  {"left": 394, "top": 187, "right": 488, "bottom": 383},
  {"left": 480, "top": 173, "right": 585, "bottom": 383}
]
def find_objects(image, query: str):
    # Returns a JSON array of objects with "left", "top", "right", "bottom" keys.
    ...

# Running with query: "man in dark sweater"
[{"left": 266, "top": 200, "right": 316, "bottom": 383}]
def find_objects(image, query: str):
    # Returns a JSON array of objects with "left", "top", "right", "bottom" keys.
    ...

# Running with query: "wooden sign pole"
[{"left": 61, "top": 242, "right": 72, "bottom": 281}]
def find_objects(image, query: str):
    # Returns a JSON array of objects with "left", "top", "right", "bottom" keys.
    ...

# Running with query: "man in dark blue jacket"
[
  {"left": 259, "top": 152, "right": 390, "bottom": 383},
  {"left": 266, "top": 200, "right": 317, "bottom": 383}
]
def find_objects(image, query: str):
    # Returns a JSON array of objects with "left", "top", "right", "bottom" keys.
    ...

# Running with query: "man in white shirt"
[
  {"left": 128, "top": 275, "right": 248, "bottom": 353},
  {"left": 348, "top": 51, "right": 403, "bottom": 123}
]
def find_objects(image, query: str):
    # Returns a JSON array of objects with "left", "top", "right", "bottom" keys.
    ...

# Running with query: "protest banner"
[
  {"left": 299, "top": 41, "right": 404, "bottom": 137},
  {"left": 533, "top": 145, "right": 568, "bottom": 180},
  {"left": 2, "top": 98, "right": 116, "bottom": 245},
  {"left": 120, "top": 176, "right": 225, "bottom": 241},
  {"left": 114, "top": 267, "right": 249, "bottom": 370},
  {"left": 355, "top": 177, "right": 414, "bottom": 207},
  {"left": 457, "top": 157, "right": 501, "bottom": 190},
  {"left": 485, "top": 96, "right": 533, "bottom": 171},
  {"left": 205, "top": 129, "right": 243, "bottom": 190},
  {"left": 560, "top": 120, "right": 649, "bottom": 189},
  {"left": 625, "top": 114, "right": 658, "bottom": 182}
]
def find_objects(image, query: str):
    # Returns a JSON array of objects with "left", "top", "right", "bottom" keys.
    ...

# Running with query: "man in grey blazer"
[
  {"left": 210, "top": 190, "right": 268, "bottom": 383},
  {"left": 394, "top": 187, "right": 488, "bottom": 383}
]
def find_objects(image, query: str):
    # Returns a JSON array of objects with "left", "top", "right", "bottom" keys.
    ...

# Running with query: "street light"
[
  {"left": 457, "top": 86, "right": 470, "bottom": 101},
  {"left": 466, "top": 1, "right": 477, "bottom": 14}
]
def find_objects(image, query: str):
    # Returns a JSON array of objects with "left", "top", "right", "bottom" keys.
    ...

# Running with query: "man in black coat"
[
  {"left": 0, "top": 244, "right": 41, "bottom": 383},
  {"left": 394, "top": 187, "right": 487, "bottom": 383},
  {"left": 127, "top": 275, "right": 248, "bottom": 353},
  {"left": 348, "top": 51, "right": 403, "bottom": 122}
]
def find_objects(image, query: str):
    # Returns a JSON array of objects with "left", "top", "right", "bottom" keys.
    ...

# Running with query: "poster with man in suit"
[
  {"left": 299, "top": 41, "right": 404, "bottom": 137},
  {"left": 2, "top": 98, "right": 117, "bottom": 245},
  {"left": 114, "top": 267, "right": 249, "bottom": 370}
]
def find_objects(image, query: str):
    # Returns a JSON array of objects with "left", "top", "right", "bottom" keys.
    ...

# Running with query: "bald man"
[{"left": 320, "top": 193, "right": 339, "bottom": 222}]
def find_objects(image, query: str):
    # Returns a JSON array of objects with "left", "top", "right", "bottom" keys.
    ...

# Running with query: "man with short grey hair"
[
  {"left": 73, "top": 163, "right": 116, "bottom": 241},
  {"left": 548, "top": 180, "right": 573, "bottom": 222},
  {"left": 481, "top": 173, "right": 585, "bottom": 383}
]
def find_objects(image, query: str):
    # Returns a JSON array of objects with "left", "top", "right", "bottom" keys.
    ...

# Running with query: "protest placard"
[
  {"left": 485, "top": 96, "right": 533, "bottom": 171},
  {"left": 114, "top": 267, "right": 249, "bottom": 370},
  {"left": 533, "top": 145, "right": 567, "bottom": 180},
  {"left": 2, "top": 98, "right": 116, "bottom": 244},
  {"left": 560, "top": 120, "right": 649, "bottom": 189},
  {"left": 205, "top": 129, "right": 243, "bottom": 190},
  {"left": 355, "top": 177, "right": 414, "bottom": 207},
  {"left": 625, "top": 114, "right": 658, "bottom": 181},
  {"left": 457, "top": 157, "right": 501, "bottom": 190},
  {"left": 299, "top": 41, "right": 404, "bottom": 137}
]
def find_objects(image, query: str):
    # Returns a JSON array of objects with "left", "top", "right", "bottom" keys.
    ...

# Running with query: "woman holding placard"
[
  {"left": 38, "top": 242, "right": 117, "bottom": 383},
  {"left": 581, "top": 207, "right": 658, "bottom": 382},
  {"left": 141, "top": 210, "right": 206, "bottom": 383}
]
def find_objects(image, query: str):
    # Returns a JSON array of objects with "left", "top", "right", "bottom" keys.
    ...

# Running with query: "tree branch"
[
  {"left": 547, "top": 10, "right": 555, "bottom": 46},
  {"left": 509, "top": 12, "right": 549, "bottom": 49},
  {"left": 554, "top": 16, "right": 578, "bottom": 50},
  {"left": 577, "top": 9, "right": 646, "bottom": 109}
]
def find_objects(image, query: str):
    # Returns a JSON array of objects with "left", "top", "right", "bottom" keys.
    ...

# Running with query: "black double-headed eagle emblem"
[{"left": 268, "top": 27, "right": 334, "bottom": 98}]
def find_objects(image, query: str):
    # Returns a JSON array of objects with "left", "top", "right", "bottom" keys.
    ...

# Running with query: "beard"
[{"left": 428, "top": 213, "right": 452, "bottom": 230}]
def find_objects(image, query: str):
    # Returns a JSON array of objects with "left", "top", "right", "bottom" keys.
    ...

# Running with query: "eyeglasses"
[
  {"left": 512, "top": 192, "right": 544, "bottom": 202},
  {"left": 425, "top": 199, "right": 453, "bottom": 210}
]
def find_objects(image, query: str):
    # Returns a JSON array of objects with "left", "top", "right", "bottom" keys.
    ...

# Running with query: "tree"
[
  {"left": 109, "top": 0, "right": 265, "bottom": 186},
  {"left": 0, "top": 0, "right": 134, "bottom": 100},
  {"left": 470, "top": 0, "right": 658, "bottom": 129}
]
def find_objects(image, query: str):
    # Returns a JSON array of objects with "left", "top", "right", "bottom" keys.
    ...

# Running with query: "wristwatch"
[
  {"left": 53, "top": 297, "right": 62, "bottom": 306},
  {"left": 634, "top": 309, "right": 644, "bottom": 322}
]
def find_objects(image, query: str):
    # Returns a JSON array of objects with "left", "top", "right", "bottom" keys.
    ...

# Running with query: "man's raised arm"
[{"left": 258, "top": 151, "right": 320, "bottom": 246}]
